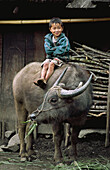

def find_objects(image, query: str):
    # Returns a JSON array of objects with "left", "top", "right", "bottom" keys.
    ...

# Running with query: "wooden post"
[
  {"left": 2, "top": 121, "right": 5, "bottom": 139},
  {"left": 105, "top": 65, "right": 110, "bottom": 147},
  {"left": 0, "top": 122, "right": 2, "bottom": 138},
  {"left": 65, "top": 123, "right": 70, "bottom": 147}
]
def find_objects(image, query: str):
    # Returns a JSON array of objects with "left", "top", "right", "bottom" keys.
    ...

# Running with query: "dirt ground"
[{"left": 0, "top": 133, "right": 110, "bottom": 170}]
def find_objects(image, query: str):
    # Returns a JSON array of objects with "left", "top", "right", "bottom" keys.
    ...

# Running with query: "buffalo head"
[{"left": 29, "top": 67, "right": 93, "bottom": 124}]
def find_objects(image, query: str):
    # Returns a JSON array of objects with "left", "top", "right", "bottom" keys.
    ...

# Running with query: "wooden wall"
[{"left": 0, "top": 24, "right": 47, "bottom": 134}]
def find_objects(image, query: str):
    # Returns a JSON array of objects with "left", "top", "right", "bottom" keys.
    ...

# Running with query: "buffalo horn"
[
  {"left": 52, "top": 67, "right": 68, "bottom": 87},
  {"left": 59, "top": 73, "right": 93, "bottom": 98}
]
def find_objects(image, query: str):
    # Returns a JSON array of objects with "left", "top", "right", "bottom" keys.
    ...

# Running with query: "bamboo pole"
[
  {"left": 0, "top": 17, "right": 110, "bottom": 24},
  {"left": 69, "top": 57, "right": 109, "bottom": 69},
  {"left": 88, "top": 112, "right": 106, "bottom": 117},
  {"left": 105, "top": 65, "right": 110, "bottom": 147},
  {"left": 73, "top": 41, "right": 110, "bottom": 57}
]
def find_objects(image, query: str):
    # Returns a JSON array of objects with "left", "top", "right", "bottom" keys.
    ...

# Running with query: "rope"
[{"left": 33, "top": 86, "right": 62, "bottom": 115}]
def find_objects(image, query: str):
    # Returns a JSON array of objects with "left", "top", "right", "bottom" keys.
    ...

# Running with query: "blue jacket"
[{"left": 44, "top": 33, "right": 70, "bottom": 59}]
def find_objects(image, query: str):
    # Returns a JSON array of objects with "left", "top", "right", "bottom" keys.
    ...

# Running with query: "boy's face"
[{"left": 49, "top": 23, "right": 63, "bottom": 39}]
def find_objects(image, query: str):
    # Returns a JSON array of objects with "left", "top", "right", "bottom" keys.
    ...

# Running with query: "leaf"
[
  {"left": 21, "top": 120, "right": 31, "bottom": 124},
  {"left": 25, "top": 123, "right": 38, "bottom": 139}
]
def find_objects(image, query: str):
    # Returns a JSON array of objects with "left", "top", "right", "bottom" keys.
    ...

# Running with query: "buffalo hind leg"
[
  {"left": 52, "top": 122, "right": 64, "bottom": 164},
  {"left": 18, "top": 122, "right": 27, "bottom": 161},
  {"left": 15, "top": 101, "right": 30, "bottom": 161},
  {"left": 69, "top": 127, "right": 80, "bottom": 161}
]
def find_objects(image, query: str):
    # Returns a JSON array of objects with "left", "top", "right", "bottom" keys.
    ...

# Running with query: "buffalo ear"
[{"left": 66, "top": 98, "right": 73, "bottom": 103}]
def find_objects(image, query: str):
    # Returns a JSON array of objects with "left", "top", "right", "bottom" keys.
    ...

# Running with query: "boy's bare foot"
[{"left": 34, "top": 78, "right": 46, "bottom": 89}]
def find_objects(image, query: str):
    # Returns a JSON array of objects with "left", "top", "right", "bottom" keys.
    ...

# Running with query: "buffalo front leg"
[
  {"left": 52, "top": 122, "right": 64, "bottom": 163},
  {"left": 26, "top": 122, "right": 35, "bottom": 159},
  {"left": 69, "top": 127, "right": 80, "bottom": 161}
]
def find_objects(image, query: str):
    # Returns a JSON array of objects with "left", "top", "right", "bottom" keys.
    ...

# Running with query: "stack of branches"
[{"left": 69, "top": 42, "right": 110, "bottom": 117}]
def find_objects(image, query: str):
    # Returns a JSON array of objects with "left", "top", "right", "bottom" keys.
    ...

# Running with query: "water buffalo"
[{"left": 13, "top": 62, "right": 93, "bottom": 162}]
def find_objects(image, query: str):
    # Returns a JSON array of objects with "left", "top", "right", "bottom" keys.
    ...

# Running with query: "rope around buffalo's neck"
[{"left": 33, "top": 86, "right": 62, "bottom": 116}]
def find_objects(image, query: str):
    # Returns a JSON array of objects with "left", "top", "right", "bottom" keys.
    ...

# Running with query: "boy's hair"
[{"left": 49, "top": 17, "right": 63, "bottom": 28}]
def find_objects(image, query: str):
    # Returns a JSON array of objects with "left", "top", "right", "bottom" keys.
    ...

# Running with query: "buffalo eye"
[{"left": 49, "top": 97, "right": 58, "bottom": 105}]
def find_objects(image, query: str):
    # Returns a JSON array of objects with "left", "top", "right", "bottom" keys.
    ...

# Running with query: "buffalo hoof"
[
  {"left": 56, "top": 162, "right": 64, "bottom": 166},
  {"left": 54, "top": 157, "right": 63, "bottom": 165},
  {"left": 27, "top": 149, "right": 35, "bottom": 157},
  {"left": 20, "top": 156, "right": 32, "bottom": 162},
  {"left": 21, "top": 157, "right": 27, "bottom": 162},
  {"left": 73, "top": 160, "right": 79, "bottom": 167},
  {"left": 27, "top": 156, "right": 32, "bottom": 162}
]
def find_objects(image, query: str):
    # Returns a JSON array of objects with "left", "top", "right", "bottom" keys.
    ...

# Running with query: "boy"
[{"left": 34, "top": 17, "right": 70, "bottom": 89}]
